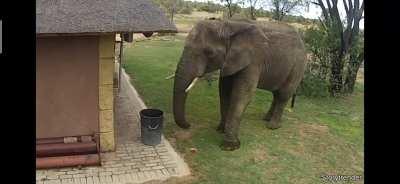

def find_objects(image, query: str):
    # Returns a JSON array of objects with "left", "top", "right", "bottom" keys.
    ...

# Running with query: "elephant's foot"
[
  {"left": 263, "top": 113, "right": 273, "bottom": 121},
  {"left": 216, "top": 123, "right": 225, "bottom": 133},
  {"left": 220, "top": 140, "right": 240, "bottom": 151},
  {"left": 265, "top": 120, "right": 281, "bottom": 130},
  {"left": 176, "top": 122, "right": 191, "bottom": 129}
]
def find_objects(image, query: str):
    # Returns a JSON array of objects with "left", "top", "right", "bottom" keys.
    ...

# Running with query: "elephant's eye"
[{"left": 204, "top": 48, "right": 215, "bottom": 58}]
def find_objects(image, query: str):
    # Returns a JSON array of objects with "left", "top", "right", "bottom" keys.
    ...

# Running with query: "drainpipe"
[
  {"left": 36, "top": 154, "right": 100, "bottom": 169},
  {"left": 118, "top": 36, "right": 123, "bottom": 92},
  {"left": 36, "top": 142, "right": 97, "bottom": 157},
  {"left": 35, "top": 135, "right": 101, "bottom": 169}
]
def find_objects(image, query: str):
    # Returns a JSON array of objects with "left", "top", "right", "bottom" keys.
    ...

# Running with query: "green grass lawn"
[{"left": 122, "top": 36, "right": 364, "bottom": 184}]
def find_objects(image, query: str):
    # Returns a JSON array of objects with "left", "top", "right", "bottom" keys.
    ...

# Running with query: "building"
[{"left": 36, "top": 0, "right": 176, "bottom": 168}]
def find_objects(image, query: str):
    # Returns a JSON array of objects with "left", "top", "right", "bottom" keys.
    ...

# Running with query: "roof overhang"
[{"left": 36, "top": 0, "right": 177, "bottom": 34}]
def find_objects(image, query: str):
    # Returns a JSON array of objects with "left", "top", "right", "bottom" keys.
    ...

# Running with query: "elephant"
[{"left": 172, "top": 19, "right": 307, "bottom": 151}]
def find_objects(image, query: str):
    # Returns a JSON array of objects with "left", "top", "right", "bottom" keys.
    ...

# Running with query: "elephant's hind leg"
[
  {"left": 265, "top": 65, "right": 302, "bottom": 129},
  {"left": 265, "top": 91, "right": 290, "bottom": 129},
  {"left": 217, "top": 76, "right": 233, "bottom": 133},
  {"left": 264, "top": 94, "right": 277, "bottom": 121}
]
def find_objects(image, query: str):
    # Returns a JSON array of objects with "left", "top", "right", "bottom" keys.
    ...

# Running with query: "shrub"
[
  {"left": 297, "top": 65, "right": 330, "bottom": 97},
  {"left": 297, "top": 25, "right": 333, "bottom": 97},
  {"left": 179, "top": 6, "right": 193, "bottom": 14},
  {"left": 198, "top": 4, "right": 219, "bottom": 13}
]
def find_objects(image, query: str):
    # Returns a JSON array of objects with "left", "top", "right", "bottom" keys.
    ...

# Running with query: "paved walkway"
[{"left": 36, "top": 69, "right": 190, "bottom": 184}]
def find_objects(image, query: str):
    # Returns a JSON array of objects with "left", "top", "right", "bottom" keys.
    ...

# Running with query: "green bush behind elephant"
[{"left": 172, "top": 19, "right": 307, "bottom": 151}]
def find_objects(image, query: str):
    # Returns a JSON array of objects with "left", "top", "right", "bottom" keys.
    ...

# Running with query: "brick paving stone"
[
  {"left": 140, "top": 167, "right": 152, "bottom": 171},
  {"left": 113, "top": 171, "right": 126, "bottom": 175},
  {"left": 111, "top": 175, "right": 120, "bottom": 183},
  {"left": 71, "top": 178, "right": 80, "bottom": 184},
  {"left": 118, "top": 166, "right": 131, "bottom": 171},
  {"left": 121, "top": 156, "right": 132, "bottom": 160},
  {"left": 105, "top": 167, "right": 117, "bottom": 172},
  {"left": 99, "top": 176, "right": 107, "bottom": 184},
  {"left": 86, "top": 177, "right": 94, "bottom": 184},
  {"left": 151, "top": 170, "right": 159, "bottom": 178},
  {"left": 123, "top": 162, "right": 136, "bottom": 166},
  {"left": 161, "top": 168, "right": 169, "bottom": 176},
  {"left": 161, "top": 170, "right": 168, "bottom": 178},
  {"left": 130, "top": 168, "right": 140, "bottom": 172},
  {"left": 47, "top": 175, "right": 59, "bottom": 180},
  {"left": 92, "top": 176, "right": 100, "bottom": 184},
  {"left": 111, "top": 163, "right": 124, "bottom": 168},
  {"left": 37, "top": 174, "right": 47, "bottom": 180},
  {"left": 143, "top": 171, "right": 151, "bottom": 181},
  {"left": 145, "top": 163, "right": 158, "bottom": 167},
  {"left": 119, "top": 174, "right": 128, "bottom": 183},
  {"left": 66, "top": 170, "right": 81, "bottom": 175},
  {"left": 131, "top": 172, "right": 139, "bottom": 182},
  {"left": 128, "top": 173, "right": 136, "bottom": 182},
  {"left": 99, "top": 171, "right": 112, "bottom": 176},
  {"left": 116, "top": 153, "right": 129, "bottom": 157},
  {"left": 137, "top": 172, "right": 145, "bottom": 181},
  {"left": 151, "top": 166, "right": 165, "bottom": 170},
  {"left": 75, "top": 174, "right": 88, "bottom": 178},
  {"left": 167, "top": 168, "right": 178, "bottom": 175},
  {"left": 60, "top": 178, "right": 73, "bottom": 184},
  {"left": 59, "top": 175, "right": 73, "bottom": 179},
  {"left": 45, "top": 180, "right": 61, "bottom": 184},
  {"left": 105, "top": 175, "right": 113, "bottom": 183}
]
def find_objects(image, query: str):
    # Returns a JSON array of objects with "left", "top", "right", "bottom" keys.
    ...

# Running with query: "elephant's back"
[{"left": 258, "top": 21, "right": 299, "bottom": 36}]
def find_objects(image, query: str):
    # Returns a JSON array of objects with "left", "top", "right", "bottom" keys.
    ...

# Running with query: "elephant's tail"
[{"left": 290, "top": 93, "right": 296, "bottom": 108}]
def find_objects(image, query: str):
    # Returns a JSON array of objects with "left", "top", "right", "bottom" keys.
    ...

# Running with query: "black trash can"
[{"left": 139, "top": 109, "right": 163, "bottom": 146}]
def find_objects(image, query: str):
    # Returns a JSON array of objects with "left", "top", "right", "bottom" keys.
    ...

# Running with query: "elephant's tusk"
[
  {"left": 185, "top": 77, "right": 199, "bottom": 93},
  {"left": 165, "top": 74, "right": 175, "bottom": 80}
]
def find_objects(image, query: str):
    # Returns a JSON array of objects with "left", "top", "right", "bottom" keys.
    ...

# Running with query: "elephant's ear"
[
  {"left": 220, "top": 21, "right": 258, "bottom": 76},
  {"left": 217, "top": 21, "right": 256, "bottom": 40}
]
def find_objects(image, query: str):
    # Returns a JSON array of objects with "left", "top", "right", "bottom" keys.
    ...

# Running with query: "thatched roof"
[{"left": 36, "top": 0, "right": 177, "bottom": 34}]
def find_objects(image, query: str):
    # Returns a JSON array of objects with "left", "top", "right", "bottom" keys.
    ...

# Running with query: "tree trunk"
[
  {"left": 171, "top": 10, "right": 174, "bottom": 23},
  {"left": 250, "top": 6, "right": 256, "bottom": 20},
  {"left": 329, "top": 54, "right": 344, "bottom": 96},
  {"left": 228, "top": 4, "right": 233, "bottom": 18},
  {"left": 344, "top": 54, "right": 363, "bottom": 93}
]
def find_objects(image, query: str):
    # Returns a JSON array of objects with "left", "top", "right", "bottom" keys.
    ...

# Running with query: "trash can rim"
[{"left": 139, "top": 108, "right": 163, "bottom": 119}]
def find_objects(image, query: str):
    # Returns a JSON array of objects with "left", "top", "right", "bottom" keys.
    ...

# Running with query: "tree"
[
  {"left": 179, "top": 1, "right": 193, "bottom": 14},
  {"left": 220, "top": 0, "right": 243, "bottom": 18},
  {"left": 312, "top": 0, "right": 364, "bottom": 96},
  {"left": 199, "top": 1, "right": 224, "bottom": 13},
  {"left": 267, "top": 0, "right": 309, "bottom": 21},
  {"left": 343, "top": 32, "right": 364, "bottom": 93},
  {"left": 153, "top": 0, "right": 181, "bottom": 23},
  {"left": 255, "top": 7, "right": 273, "bottom": 17},
  {"left": 247, "top": 0, "right": 260, "bottom": 20}
]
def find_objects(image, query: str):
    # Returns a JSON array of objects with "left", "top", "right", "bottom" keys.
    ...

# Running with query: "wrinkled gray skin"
[{"left": 173, "top": 19, "right": 306, "bottom": 151}]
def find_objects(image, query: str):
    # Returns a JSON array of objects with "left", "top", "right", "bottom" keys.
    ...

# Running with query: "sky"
[{"left": 185, "top": 0, "right": 364, "bottom": 29}]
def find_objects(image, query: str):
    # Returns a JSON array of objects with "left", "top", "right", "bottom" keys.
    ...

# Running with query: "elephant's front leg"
[
  {"left": 221, "top": 69, "right": 259, "bottom": 151},
  {"left": 217, "top": 76, "right": 233, "bottom": 133}
]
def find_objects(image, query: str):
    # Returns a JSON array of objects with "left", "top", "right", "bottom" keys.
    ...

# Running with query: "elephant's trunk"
[{"left": 172, "top": 54, "right": 205, "bottom": 129}]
